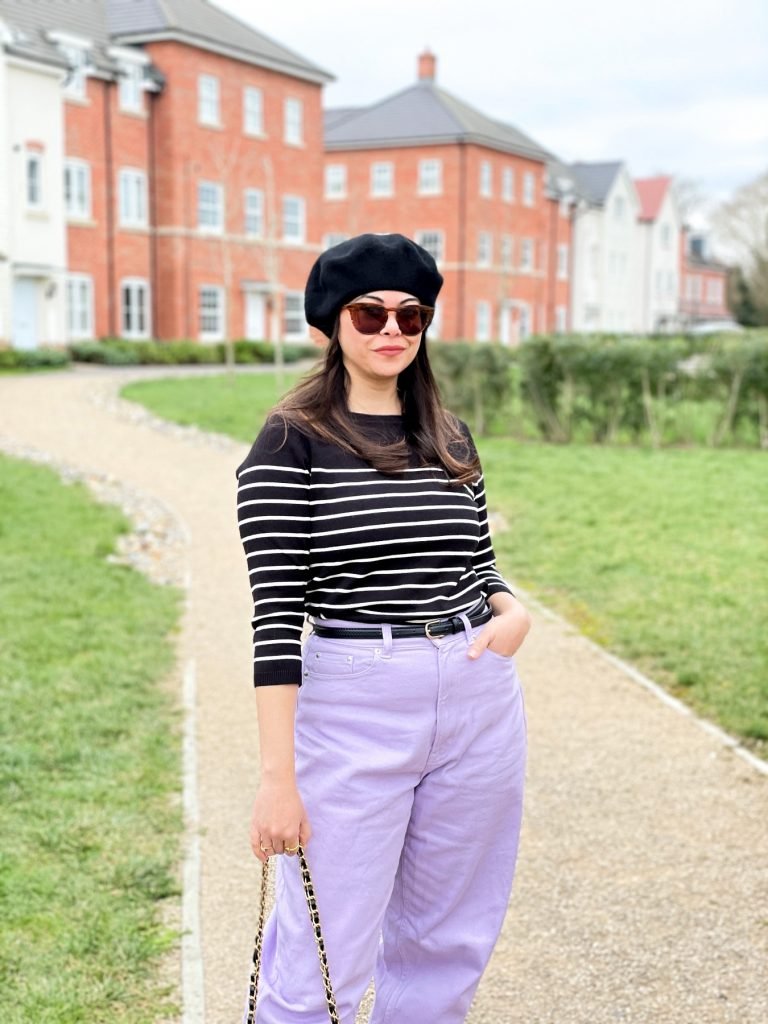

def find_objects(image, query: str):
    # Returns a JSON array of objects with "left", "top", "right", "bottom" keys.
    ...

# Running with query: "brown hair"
[{"left": 271, "top": 321, "right": 480, "bottom": 484}]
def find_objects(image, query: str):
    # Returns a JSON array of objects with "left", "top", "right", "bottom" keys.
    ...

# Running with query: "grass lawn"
[
  {"left": 0, "top": 454, "right": 183, "bottom": 1022},
  {"left": 122, "top": 372, "right": 768, "bottom": 751}
]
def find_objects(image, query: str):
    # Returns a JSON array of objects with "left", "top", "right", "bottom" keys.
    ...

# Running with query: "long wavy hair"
[{"left": 270, "top": 319, "right": 481, "bottom": 484}]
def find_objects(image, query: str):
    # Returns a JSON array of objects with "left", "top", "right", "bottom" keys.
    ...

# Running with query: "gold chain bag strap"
[{"left": 243, "top": 844, "right": 340, "bottom": 1023}]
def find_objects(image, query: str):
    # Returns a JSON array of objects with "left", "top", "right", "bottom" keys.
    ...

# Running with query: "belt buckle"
[{"left": 424, "top": 618, "right": 443, "bottom": 640}]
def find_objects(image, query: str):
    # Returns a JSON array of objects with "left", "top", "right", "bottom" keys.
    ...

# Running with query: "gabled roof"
[
  {"left": 107, "top": 0, "right": 333, "bottom": 84},
  {"left": 635, "top": 175, "right": 673, "bottom": 222},
  {"left": 325, "top": 80, "right": 552, "bottom": 161},
  {"left": 0, "top": 0, "right": 114, "bottom": 73},
  {"left": 569, "top": 161, "right": 624, "bottom": 206}
]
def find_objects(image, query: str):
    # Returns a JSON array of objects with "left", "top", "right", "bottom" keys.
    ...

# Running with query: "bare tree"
[{"left": 712, "top": 170, "right": 768, "bottom": 324}]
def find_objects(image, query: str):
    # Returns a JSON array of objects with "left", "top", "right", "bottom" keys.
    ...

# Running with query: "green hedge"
[
  {"left": 0, "top": 347, "right": 71, "bottom": 370},
  {"left": 68, "top": 338, "right": 320, "bottom": 366}
]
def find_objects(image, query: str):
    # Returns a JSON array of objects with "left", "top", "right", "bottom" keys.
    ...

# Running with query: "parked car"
[{"left": 687, "top": 320, "right": 745, "bottom": 334}]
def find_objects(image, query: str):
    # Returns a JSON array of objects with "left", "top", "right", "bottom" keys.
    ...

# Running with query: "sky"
[{"left": 215, "top": 0, "right": 768, "bottom": 227}]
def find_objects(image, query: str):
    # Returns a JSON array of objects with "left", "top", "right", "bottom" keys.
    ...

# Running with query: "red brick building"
[
  {"left": 1, "top": 0, "right": 331, "bottom": 344},
  {"left": 322, "top": 52, "right": 573, "bottom": 343},
  {"left": 679, "top": 228, "right": 730, "bottom": 326}
]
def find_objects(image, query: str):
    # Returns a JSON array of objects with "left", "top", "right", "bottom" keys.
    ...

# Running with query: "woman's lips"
[{"left": 374, "top": 347, "right": 407, "bottom": 354}]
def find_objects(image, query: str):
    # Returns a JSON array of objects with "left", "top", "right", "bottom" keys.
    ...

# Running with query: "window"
[
  {"left": 520, "top": 238, "right": 534, "bottom": 272},
  {"left": 283, "top": 291, "right": 308, "bottom": 339},
  {"left": 322, "top": 233, "right": 348, "bottom": 250},
  {"left": 523, "top": 171, "right": 535, "bottom": 207},
  {"left": 501, "top": 167, "right": 515, "bottom": 202},
  {"left": 477, "top": 231, "right": 492, "bottom": 267},
  {"left": 243, "top": 86, "right": 263, "bottom": 135},
  {"left": 284, "top": 98, "right": 303, "bottom": 144},
  {"left": 500, "top": 234, "right": 514, "bottom": 269},
  {"left": 429, "top": 302, "right": 442, "bottom": 340},
  {"left": 479, "top": 160, "right": 492, "bottom": 197},
  {"left": 26, "top": 152, "right": 43, "bottom": 208},
  {"left": 64, "top": 159, "right": 90, "bottom": 218},
  {"left": 557, "top": 243, "right": 569, "bottom": 280},
  {"left": 198, "top": 181, "right": 224, "bottom": 233},
  {"left": 119, "top": 62, "right": 143, "bottom": 113},
  {"left": 613, "top": 195, "right": 625, "bottom": 220},
  {"left": 121, "top": 278, "right": 150, "bottom": 338},
  {"left": 198, "top": 74, "right": 220, "bottom": 126},
  {"left": 660, "top": 223, "right": 671, "bottom": 249},
  {"left": 655, "top": 270, "right": 664, "bottom": 298},
  {"left": 519, "top": 303, "right": 532, "bottom": 339},
  {"left": 244, "top": 188, "right": 264, "bottom": 236},
  {"left": 282, "top": 195, "right": 305, "bottom": 243},
  {"left": 66, "top": 274, "right": 93, "bottom": 339},
  {"left": 324, "top": 164, "right": 347, "bottom": 199},
  {"left": 371, "top": 161, "right": 394, "bottom": 197},
  {"left": 118, "top": 169, "right": 147, "bottom": 227},
  {"left": 199, "top": 285, "right": 224, "bottom": 340},
  {"left": 418, "top": 158, "right": 442, "bottom": 195},
  {"left": 414, "top": 230, "right": 444, "bottom": 263},
  {"left": 555, "top": 306, "right": 567, "bottom": 334},
  {"left": 475, "top": 301, "right": 491, "bottom": 342},
  {"left": 707, "top": 279, "right": 723, "bottom": 305},
  {"left": 666, "top": 271, "right": 676, "bottom": 297},
  {"left": 61, "top": 45, "right": 88, "bottom": 100}
]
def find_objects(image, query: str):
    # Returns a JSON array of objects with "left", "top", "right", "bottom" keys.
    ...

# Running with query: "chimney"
[{"left": 418, "top": 49, "right": 436, "bottom": 82}]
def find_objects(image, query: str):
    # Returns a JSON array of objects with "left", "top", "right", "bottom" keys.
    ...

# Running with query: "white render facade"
[
  {"left": 570, "top": 163, "right": 643, "bottom": 334},
  {"left": 0, "top": 23, "right": 68, "bottom": 349},
  {"left": 636, "top": 188, "right": 681, "bottom": 333}
]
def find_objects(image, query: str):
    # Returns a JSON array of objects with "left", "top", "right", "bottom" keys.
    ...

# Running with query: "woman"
[{"left": 235, "top": 233, "right": 530, "bottom": 1023}]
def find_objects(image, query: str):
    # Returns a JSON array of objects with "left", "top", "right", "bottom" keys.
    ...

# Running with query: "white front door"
[
  {"left": 245, "top": 292, "right": 266, "bottom": 340},
  {"left": 12, "top": 278, "right": 39, "bottom": 350}
]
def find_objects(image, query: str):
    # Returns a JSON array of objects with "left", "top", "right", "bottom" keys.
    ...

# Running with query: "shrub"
[{"left": 0, "top": 347, "right": 71, "bottom": 370}]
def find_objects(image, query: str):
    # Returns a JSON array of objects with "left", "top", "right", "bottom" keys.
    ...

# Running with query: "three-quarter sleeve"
[
  {"left": 235, "top": 418, "right": 311, "bottom": 686},
  {"left": 471, "top": 468, "right": 515, "bottom": 599}
]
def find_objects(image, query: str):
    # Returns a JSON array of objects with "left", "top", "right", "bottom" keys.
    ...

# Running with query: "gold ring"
[
  {"left": 284, "top": 842, "right": 300, "bottom": 853},
  {"left": 259, "top": 841, "right": 274, "bottom": 853}
]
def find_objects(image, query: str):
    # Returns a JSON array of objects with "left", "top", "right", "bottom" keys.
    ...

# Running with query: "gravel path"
[{"left": 1, "top": 365, "right": 766, "bottom": 1024}]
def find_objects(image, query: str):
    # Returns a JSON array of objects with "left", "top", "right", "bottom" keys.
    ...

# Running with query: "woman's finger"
[{"left": 467, "top": 626, "right": 493, "bottom": 659}]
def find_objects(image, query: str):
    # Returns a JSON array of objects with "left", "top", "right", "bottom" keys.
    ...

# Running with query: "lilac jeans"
[{"left": 252, "top": 613, "right": 527, "bottom": 1023}]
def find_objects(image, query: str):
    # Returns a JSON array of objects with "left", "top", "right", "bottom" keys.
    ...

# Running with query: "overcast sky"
[{"left": 216, "top": 0, "right": 767, "bottom": 223}]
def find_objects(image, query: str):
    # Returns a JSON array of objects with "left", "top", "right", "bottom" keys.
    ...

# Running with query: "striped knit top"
[{"left": 234, "top": 411, "right": 514, "bottom": 686}]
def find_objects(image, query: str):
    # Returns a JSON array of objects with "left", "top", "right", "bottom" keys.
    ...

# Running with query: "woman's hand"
[
  {"left": 467, "top": 595, "right": 531, "bottom": 660},
  {"left": 250, "top": 776, "right": 312, "bottom": 864}
]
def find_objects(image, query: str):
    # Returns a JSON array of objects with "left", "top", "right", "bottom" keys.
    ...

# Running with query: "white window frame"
[
  {"left": 475, "top": 301, "right": 491, "bottom": 342},
  {"left": 120, "top": 277, "right": 151, "bottom": 339},
  {"left": 520, "top": 238, "right": 534, "bottom": 273},
  {"left": 244, "top": 188, "right": 264, "bottom": 237},
  {"left": 479, "top": 160, "right": 492, "bottom": 198},
  {"left": 418, "top": 158, "right": 442, "bottom": 196},
  {"left": 118, "top": 168, "right": 148, "bottom": 228},
  {"left": 322, "top": 233, "right": 349, "bottom": 250},
  {"left": 501, "top": 167, "right": 515, "bottom": 202},
  {"left": 243, "top": 86, "right": 264, "bottom": 135},
  {"left": 60, "top": 44, "right": 89, "bottom": 100},
  {"left": 64, "top": 158, "right": 91, "bottom": 219},
  {"left": 26, "top": 151, "right": 44, "bottom": 209},
  {"left": 660, "top": 223, "right": 671, "bottom": 249},
  {"left": 324, "top": 164, "right": 347, "bottom": 199},
  {"left": 500, "top": 234, "right": 514, "bottom": 270},
  {"left": 523, "top": 171, "right": 535, "bottom": 207},
  {"left": 429, "top": 301, "right": 442, "bottom": 340},
  {"left": 414, "top": 230, "right": 444, "bottom": 264},
  {"left": 118, "top": 62, "right": 143, "bottom": 113},
  {"left": 371, "top": 161, "right": 394, "bottom": 197},
  {"left": 199, "top": 285, "right": 224, "bottom": 341},
  {"left": 477, "top": 231, "right": 493, "bottom": 267},
  {"left": 282, "top": 195, "right": 306, "bottom": 244},
  {"left": 555, "top": 305, "right": 567, "bottom": 334},
  {"left": 198, "top": 74, "right": 220, "bottom": 126},
  {"left": 557, "top": 243, "right": 569, "bottom": 280},
  {"left": 613, "top": 195, "right": 625, "bottom": 220},
  {"left": 198, "top": 180, "right": 224, "bottom": 234},
  {"left": 66, "top": 273, "right": 94, "bottom": 339},
  {"left": 283, "top": 291, "right": 308, "bottom": 340},
  {"left": 284, "top": 98, "right": 303, "bottom": 145},
  {"left": 706, "top": 279, "right": 723, "bottom": 304},
  {"left": 518, "top": 302, "right": 532, "bottom": 339}
]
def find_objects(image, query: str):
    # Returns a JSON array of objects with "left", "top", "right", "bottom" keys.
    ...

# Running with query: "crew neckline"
[{"left": 349, "top": 410, "right": 404, "bottom": 419}]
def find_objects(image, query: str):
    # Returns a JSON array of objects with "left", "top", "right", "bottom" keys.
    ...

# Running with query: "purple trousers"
[{"left": 252, "top": 613, "right": 527, "bottom": 1023}]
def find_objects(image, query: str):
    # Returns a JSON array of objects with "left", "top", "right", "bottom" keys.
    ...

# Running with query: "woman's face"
[{"left": 337, "top": 290, "right": 423, "bottom": 387}]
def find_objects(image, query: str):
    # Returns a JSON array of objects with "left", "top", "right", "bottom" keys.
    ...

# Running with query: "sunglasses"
[{"left": 343, "top": 303, "right": 434, "bottom": 336}]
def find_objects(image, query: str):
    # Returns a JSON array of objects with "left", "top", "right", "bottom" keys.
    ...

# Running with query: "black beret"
[{"left": 304, "top": 233, "right": 443, "bottom": 339}]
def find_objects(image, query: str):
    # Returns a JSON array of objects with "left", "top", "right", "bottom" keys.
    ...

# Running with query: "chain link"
[{"left": 244, "top": 844, "right": 339, "bottom": 1023}]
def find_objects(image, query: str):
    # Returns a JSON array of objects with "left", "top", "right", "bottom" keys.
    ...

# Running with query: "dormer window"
[{"left": 48, "top": 31, "right": 93, "bottom": 101}]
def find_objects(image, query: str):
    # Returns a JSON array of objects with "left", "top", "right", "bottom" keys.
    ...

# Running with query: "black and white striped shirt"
[{"left": 235, "top": 412, "right": 513, "bottom": 686}]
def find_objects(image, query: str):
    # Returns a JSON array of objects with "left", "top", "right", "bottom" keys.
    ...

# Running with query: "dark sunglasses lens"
[
  {"left": 396, "top": 308, "right": 426, "bottom": 335},
  {"left": 350, "top": 306, "right": 388, "bottom": 333}
]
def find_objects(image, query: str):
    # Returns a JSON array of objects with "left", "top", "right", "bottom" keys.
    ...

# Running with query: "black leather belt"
[{"left": 312, "top": 607, "right": 493, "bottom": 640}]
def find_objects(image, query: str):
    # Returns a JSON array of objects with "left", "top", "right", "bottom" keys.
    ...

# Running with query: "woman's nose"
[{"left": 380, "top": 311, "right": 401, "bottom": 335}]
